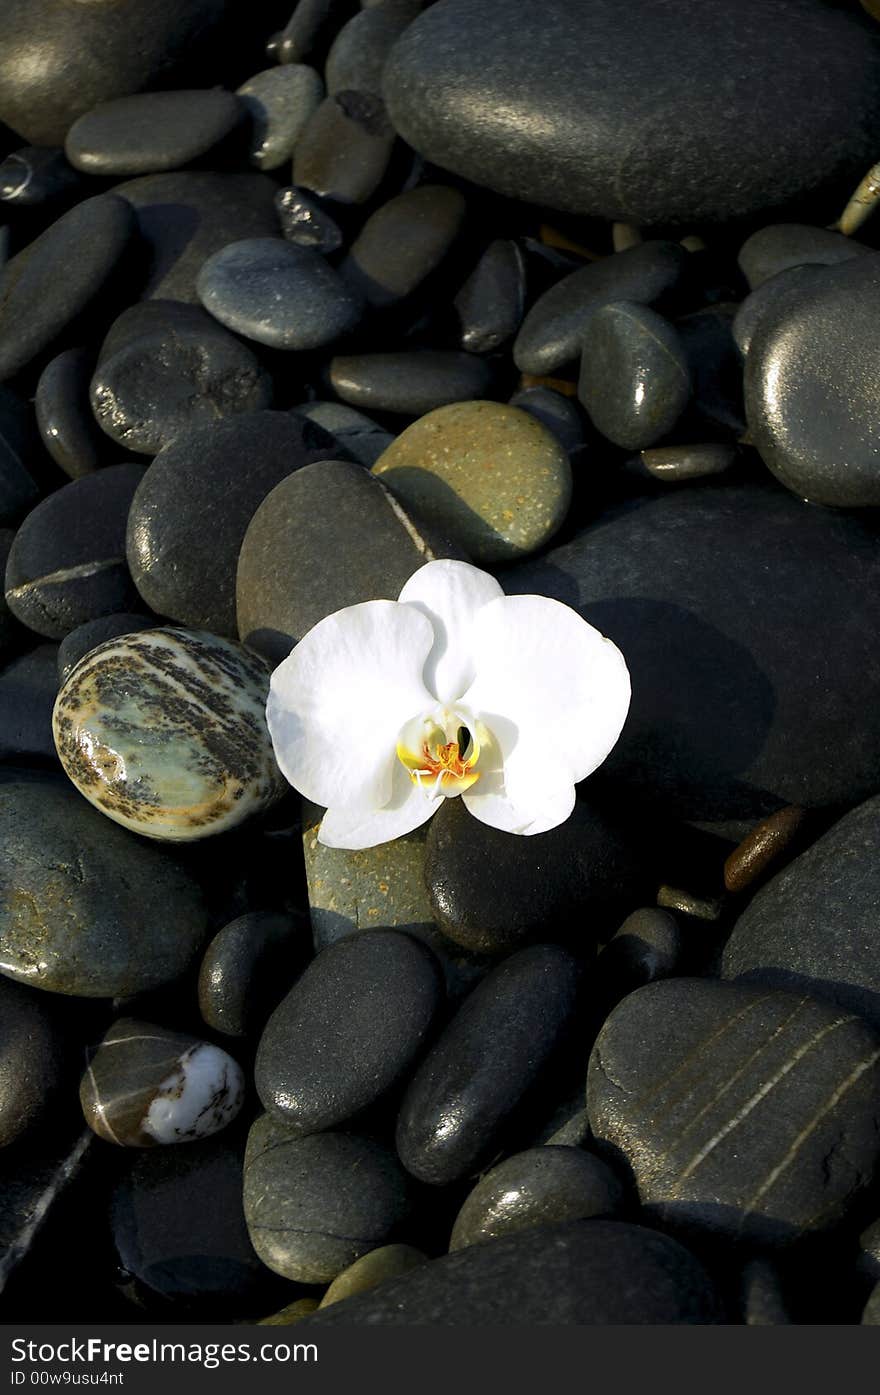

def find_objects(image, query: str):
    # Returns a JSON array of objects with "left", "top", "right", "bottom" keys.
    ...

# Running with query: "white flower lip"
[{"left": 266, "top": 558, "right": 632, "bottom": 850}]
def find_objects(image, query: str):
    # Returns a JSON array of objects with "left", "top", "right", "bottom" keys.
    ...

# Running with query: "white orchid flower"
[{"left": 266, "top": 559, "right": 631, "bottom": 850}]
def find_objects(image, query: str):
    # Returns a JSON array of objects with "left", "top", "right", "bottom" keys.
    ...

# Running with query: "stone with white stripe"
[
  {"left": 80, "top": 1018, "right": 244, "bottom": 1147},
  {"left": 587, "top": 977, "right": 880, "bottom": 1247},
  {"left": 53, "top": 627, "right": 285, "bottom": 841}
]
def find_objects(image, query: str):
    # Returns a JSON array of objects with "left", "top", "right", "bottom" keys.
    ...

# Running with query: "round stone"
[
  {"left": 80, "top": 1018, "right": 245, "bottom": 1147},
  {"left": 383, "top": 0, "right": 880, "bottom": 227},
  {"left": 449, "top": 1146, "right": 625, "bottom": 1251},
  {"left": 745, "top": 254, "right": 880, "bottom": 506},
  {"left": 0, "top": 773, "right": 208, "bottom": 997},
  {"left": 52, "top": 627, "right": 285, "bottom": 842},
  {"left": 197, "top": 238, "right": 364, "bottom": 350},
  {"left": 372, "top": 400, "right": 571, "bottom": 564},
  {"left": 198, "top": 911, "right": 306, "bottom": 1039},
  {"left": 577, "top": 302, "right": 691, "bottom": 451},
  {"left": 64, "top": 90, "right": 244, "bottom": 176},
  {"left": 237, "top": 66, "right": 324, "bottom": 171},
  {"left": 35, "top": 348, "right": 110, "bottom": 480}
]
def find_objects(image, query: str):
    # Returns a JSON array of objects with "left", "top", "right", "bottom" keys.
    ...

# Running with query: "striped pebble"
[{"left": 52, "top": 627, "right": 285, "bottom": 840}]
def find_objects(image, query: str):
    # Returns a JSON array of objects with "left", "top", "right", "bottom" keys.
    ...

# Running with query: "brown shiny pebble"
[
  {"left": 723, "top": 805, "right": 810, "bottom": 894},
  {"left": 293, "top": 91, "right": 395, "bottom": 206},
  {"left": 656, "top": 885, "right": 724, "bottom": 921},
  {"left": 637, "top": 443, "right": 737, "bottom": 482},
  {"left": 258, "top": 1298, "right": 321, "bottom": 1326},
  {"left": 318, "top": 1244, "right": 427, "bottom": 1307},
  {"left": 518, "top": 373, "right": 578, "bottom": 396}
]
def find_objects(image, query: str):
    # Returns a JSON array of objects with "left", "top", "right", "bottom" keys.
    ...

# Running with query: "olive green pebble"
[
  {"left": 318, "top": 1244, "right": 428, "bottom": 1307},
  {"left": 258, "top": 1298, "right": 321, "bottom": 1326},
  {"left": 372, "top": 400, "right": 572, "bottom": 564}
]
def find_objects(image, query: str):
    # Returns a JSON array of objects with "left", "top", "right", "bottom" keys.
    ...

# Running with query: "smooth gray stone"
[
  {"left": 0, "top": 194, "right": 134, "bottom": 379},
  {"left": 275, "top": 186, "right": 343, "bottom": 254},
  {"left": 80, "top": 1017, "right": 244, "bottom": 1147},
  {"left": 738, "top": 222, "right": 872, "bottom": 291},
  {"left": 243, "top": 1120, "right": 412, "bottom": 1283},
  {"left": 330, "top": 349, "right": 493, "bottom": 414},
  {"left": 383, "top": 0, "right": 880, "bottom": 227},
  {"left": 341, "top": 184, "right": 466, "bottom": 309},
  {"left": 745, "top": 254, "right": 880, "bottom": 506},
  {"left": 722, "top": 796, "right": 880, "bottom": 1029},
  {"left": 632, "top": 442, "right": 737, "bottom": 483},
  {"left": 91, "top": 301, "right": 273, "bottom": 455},
  {"left": 508, "top": 387, "right": 586, "bottom": 455},
  {"left": 449, "top": 1147, "right": 624, "bottom": 1251},
  {"left": 293, "top": 91, "right": 396, "bottom": 206},
  {"left": 65, "top": 90, "right": 243, "bottom": 176},
  {"left": 35, "top": 349, "right": 108, "bottom": 479},
  {"left": 732, "top": 265, "right": 821, "bottom": 358},
  {"left": 197, "top": 238, "right": 363, "bottom": 350},
  {"left": 115, "top": 172, "right": 279, "bottom": 303},
  {"left": 396, "top": 944, "right": 580, "bottom": 1186},
  {"left": 0, "top": 773, "right": 208, "bottom": 997},
  {"left": 275, "top": 0, "right": 351, "bottom": 63},
  {"left": 302, "top": 1220, "right": 723, "bottom": 1324},
  {"left": 198, "top": 911, "right": 305, "bottom": 1039},
  {"left": 578, "top": 301, "right": 691, "bottom": 451},
  {"left": 0, "top": 977, "right": 64, "bottom": 1147},
  {"left": 424, "top": 794, "right": 649, "bottom": 955},
  {"left": 0, "top": 1126, "right": 93, "bottom": 1296},
  {"left": 0, "top": 0, "right": 248, "bottom": 146},
  {"left": 588, "top": 977, "right": 880, "bottom": 1246},
  {"left": 502, "top": 482, "right": 880, "bottom": 822},
  {"left": 127, "top": 411, "right": 338, "bottom": 638},
  {"left": 513, "top": 241, "right": 687, "bottom": 376},
  {"left": 57, "top": 614, "right": 155, "bottom": 684},
  {"left": 237, "top": 458, "right": 461, "bottom": 661},
  {"left": 0, "top": 643, "right": 59, "bottom": 763},
  {"left": 0, "top": 388, "right": 40, "bottom": 524},
  {"left": 255, "top": 929, "right": 443, "bottom": 1133},
  {"left": 455, "top": 239, "right": 526, "bottom": 353},
  {"left": 111, "top": 1135, "right": 273, "bottom": 1312},
  {"left": 5, "top": 464, "right": 144, "bottom": 641},
  {"left": 326, "top": 7, "right": 413, "bottom": 94},
  {"left": 597, "top": 907, "right": 682, "bottom": 996},
  {"left": 238, "top": 66, "right": 324, "bottom": 171},
  {"left": 292, "top": 400, "right": 394, "bottom": 466}
]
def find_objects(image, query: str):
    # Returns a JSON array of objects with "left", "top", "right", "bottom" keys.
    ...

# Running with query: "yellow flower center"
[{"left": 397, "top": 710, "right": 482, "bottom": 797}]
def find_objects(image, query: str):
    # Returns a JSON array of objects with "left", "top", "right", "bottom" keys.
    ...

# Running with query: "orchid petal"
[
  {"left": 461, "top": 595, "right": 631, "bottom": 808},
  {"left": 318, "top": 760, "right": 437, "bottom": 849},
  {"left": 463, "top": 776, "right": 576, "bottom": 836},
  {"left": 398, "top": 559, "right": 504, "bottom": 704},
  {"left": 267, "top": 600, "right": 435, "bottom": 811}
]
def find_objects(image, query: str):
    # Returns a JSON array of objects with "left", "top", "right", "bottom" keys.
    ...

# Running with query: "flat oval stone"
[
  {"left": 722, "top": 796, "right": 880, "bottom": 1027},
  {"left": 326, "top": 7, "right": 414, "bottom": 94},
  {"left": 237, "top": 458, "right": 461, "bottom": 662},
  {"left": 503, "top": 482, "right": 880, "bottom": 823},
  {"left": 255, "top": 929, "right": 443, "bottom": 1133},
  {"left": 745, "top": 254, "right": 880, "bottom": 506},
  {"left": 0, "top": 976, "right": 64, "bottom": 1147},
  {"left": 127, "top": 411, "right": 339, "bottom": 638},
  {"left": 455, "top": 239, "right": 526, "bottom": 353},
  {"left": 65, "top": 90, "right": 243, "bottom": 176},
  {"left": 396, "top": 944, "right": 580, "bottom": 1185},
  {"left": 115, "top": 172, "right": 280, "bottom": 303},
  {"left": 90, "top": 301, "right": 273, "bottom": 455},
  {"left": 243, "top": 1120, "right": 412, "bottom": 1283},
  {"left": 633, "top": 442, "right": 737, "bottom": 483},
  {"left": 738, "top": 223, "right": 872, "bottom": 290},
  {"left": 319, "top": 1245, "right": 427, "bottom": 1307},
  {"left": 197, "top": 238, "right": 364, "bottom": 350},
  {"left": 81, "top": 1018, "right": 245, "bottom": 1147},
  {"left": 302, "top": 1220, "right": 722, "bottom": 1325},
  {"left": 237, "top": 66, "right": 324, "bottom": 171},
  {"left": 578, "top": 302, "right": 691, "bottom": 451},
  {"left": 383, "top": 0, "right": 880, "bottom": 227},
  {"left": 198, "top": 911, "right": 305, "bottom": 1039},
  {"left": 372, "top": 399, "right": 570, "bottom": 563},
  {"left": 0, "top": 193, "right": 135, "bottom": 380},
  {"left": 588, "top": 977, "right": 880, "bottom": 1246},
  {"left": 293, "top": 91, "right": 396, "bottom": 206},
  {"left": 0, "top": 773, "right": 208, "bottom": 997},
  {"left": 424, "top": 794, "right": 649, "bottom": 955},
  {"left": 723, "top": 805, "right": 811, "bottom": 896},
  {"left": 53, "top": 627, "right": 285, "bottom": 841},
  {"left": 341, "top": 184, "right": 466, "bottom": 309},
  {"left": 5, "top": 464, "right": 145, "bottom": 641},
  {"left": 57, "top": 613, "right": 155, "bottom": 685},
  {"left": 513, "top": 241, "right": 687, "bottom": 376},
  {"left": 449, "top": 1147, "right": 624, "bottom": 1252},
  {"left": 275, "top": 186, "right": 343, "bottom": 254},
  {"left": 330, "top": 350, "right": 494, "bottom": 415},
  {"left": 35, "top": 348, "right": 109, "bottom": 479}
]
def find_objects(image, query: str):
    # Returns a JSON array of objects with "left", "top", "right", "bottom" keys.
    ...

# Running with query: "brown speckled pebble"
[
  {"left": 724, "top": 806, "right": 811, "bottom": 894},
  {"left": 372, "top": 400, "right": 572, "bottom": 563}
]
